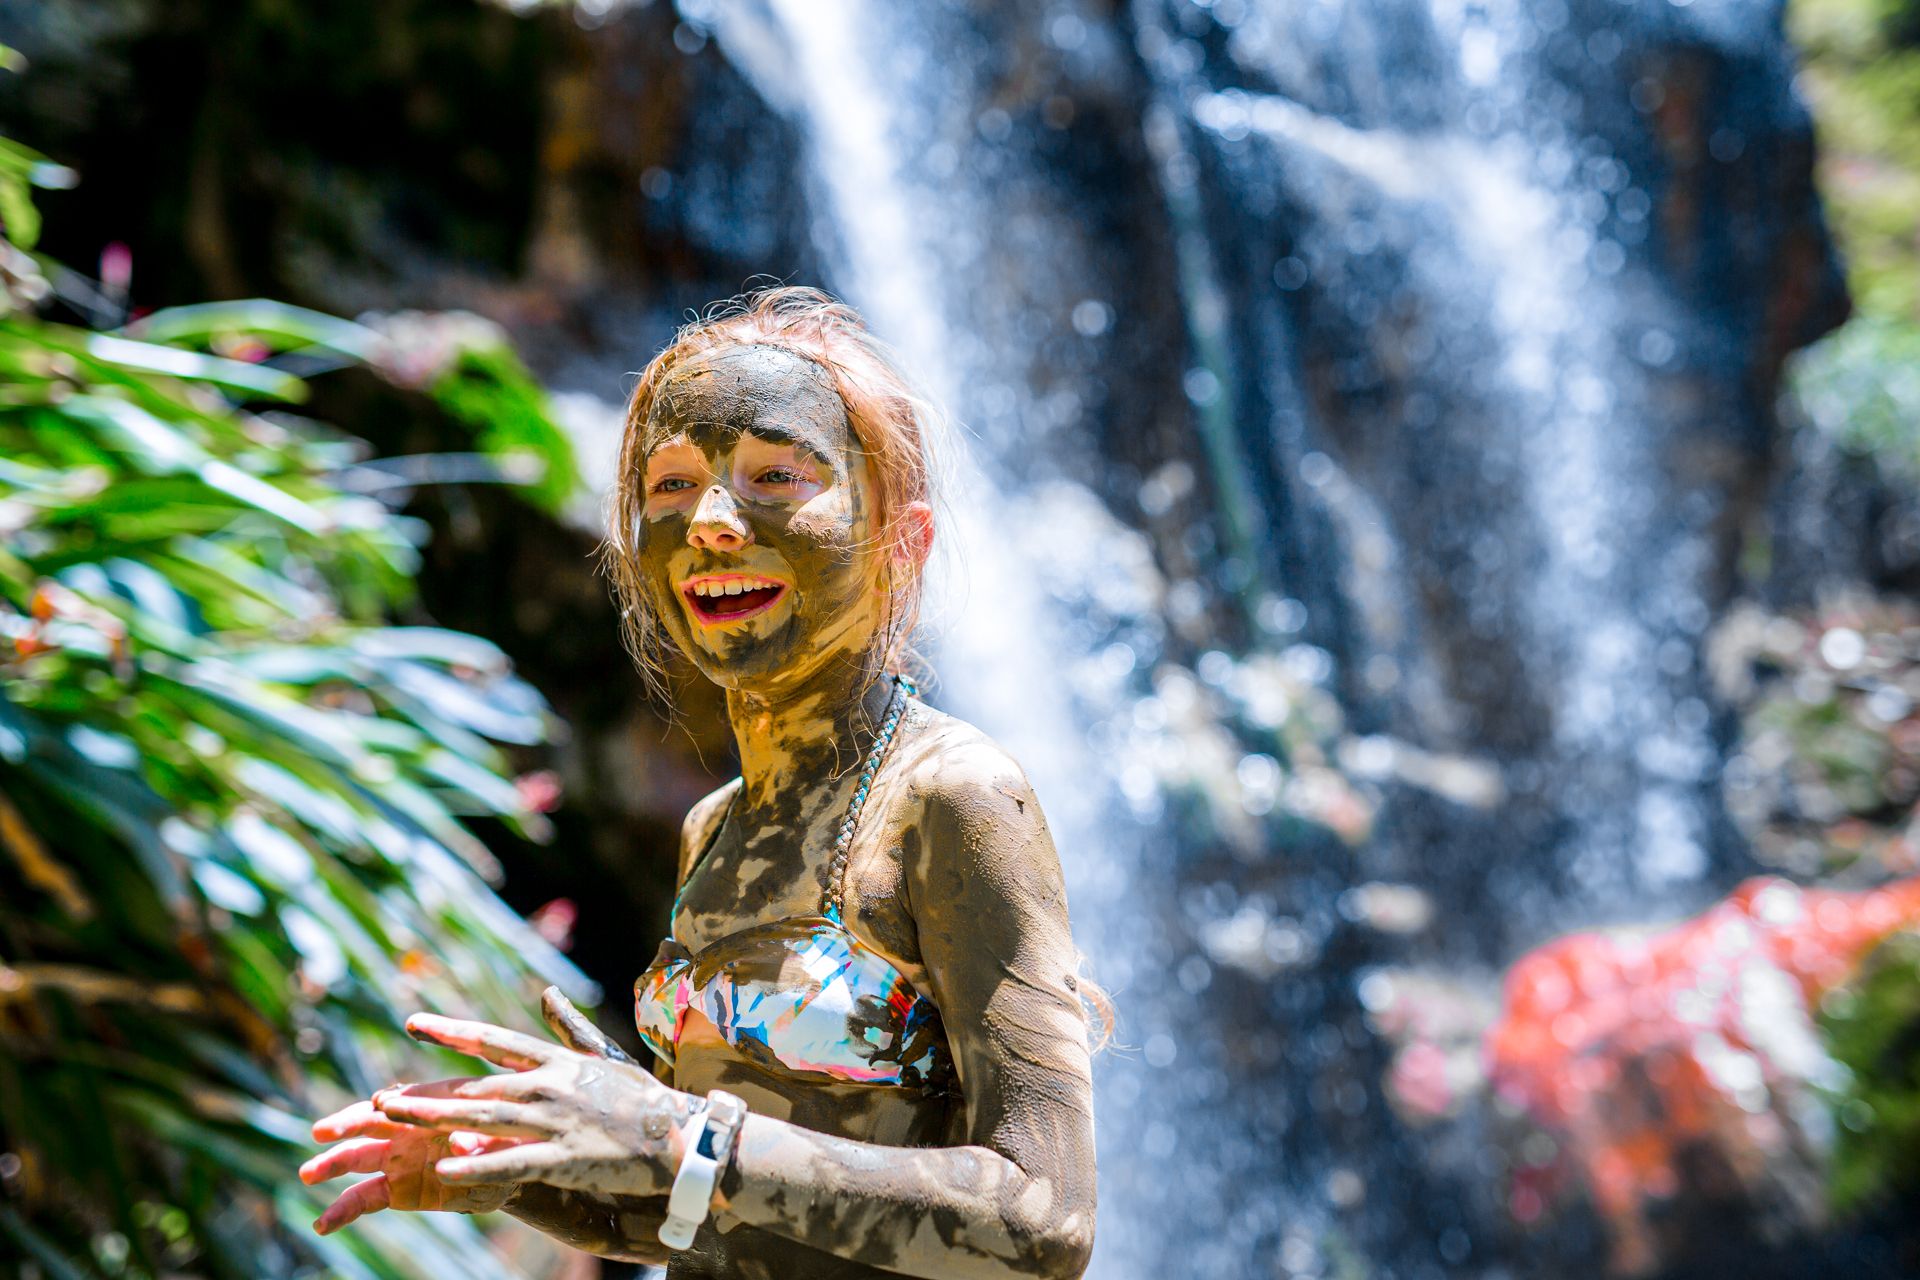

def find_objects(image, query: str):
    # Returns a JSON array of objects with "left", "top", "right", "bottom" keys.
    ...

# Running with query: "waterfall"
[{"left": 1183, "top": 3, "right": 1728, "bottom": 908}]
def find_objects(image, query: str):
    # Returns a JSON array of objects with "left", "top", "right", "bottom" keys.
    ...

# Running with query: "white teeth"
[{"left": 688, "top": 577, "right": 781, "bottom": 599}]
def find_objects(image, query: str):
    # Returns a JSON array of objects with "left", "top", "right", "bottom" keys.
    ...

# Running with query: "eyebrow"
[
  {"left": 742, "top": 422, "right": 837, "bottom": 462},
  {"left": 642, "top": 423, "right": 836, "bottom": 466}
]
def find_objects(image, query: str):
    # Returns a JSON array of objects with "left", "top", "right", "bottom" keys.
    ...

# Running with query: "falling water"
[
  {"left": 0, "top": 0, "right": 1856, "bottom": 1272},
  {"left": 1182, "top": 0, "right": 1729, "bottom": 910}
]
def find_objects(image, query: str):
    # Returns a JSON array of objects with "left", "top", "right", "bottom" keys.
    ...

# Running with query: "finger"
[
  {"left": 300, "top": 1138, "right": 389, "bottom": 1185},
  {"left": 449, "top": 1130, "right": 532, "bottom": 1157},
  {"left": 373, "top": 1093, "right": 551, "bottom": 1139},
  {"left": 405, "top": 1013, "right": 554, "bottom": 1070},
  {"left": 435, "top": 1140, "right": 567, "bottom": 1184},
  {"left": 374, "top": 1075, "right": 527, "bottom": 1104},
  {"left": 540, "top": 986, "right": 638, "bottom": 1065},
  {"left": 312, "top": 1099, "right": 413, "bottom": 1143},
  {"left": 313, "top": 1174, "right": 390, "bottom": 1236},
  {"left": 375, "top": 1075, "right": 555, "bottom": 1113}
]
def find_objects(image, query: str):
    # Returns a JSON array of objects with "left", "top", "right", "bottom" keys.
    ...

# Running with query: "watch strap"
[
  {"left": 658, "top": 1104, "right": 717, "bottom": 1250},
  {"left": 656, "top": 1091, "right": 750, "bottom": 1250},
  {"left": 701, "top": 1088, "right": 748, "bottom": 1210}
]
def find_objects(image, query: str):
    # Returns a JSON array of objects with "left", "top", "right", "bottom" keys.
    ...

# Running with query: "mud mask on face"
[{"left": 635, "top": 346, "right": 883, "bottom": 690}]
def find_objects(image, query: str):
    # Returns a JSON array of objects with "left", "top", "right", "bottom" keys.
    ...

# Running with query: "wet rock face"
[
  {"left": 1141, "top": 0, "right": 1848, "bottom": 924},
  {"left": 507, "top": 3, "right": 824, "bottom": 391},
  {"left": 1113, "top": 5, "right": 1850, "bottom": 1269}
]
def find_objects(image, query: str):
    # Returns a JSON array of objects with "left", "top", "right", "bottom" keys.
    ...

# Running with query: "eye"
[
  {"left": 755, "top": 467, "right": 805, "bottom": 486},
  {"left": 648, "top": 476, "right": 695, "bottom": 495}
]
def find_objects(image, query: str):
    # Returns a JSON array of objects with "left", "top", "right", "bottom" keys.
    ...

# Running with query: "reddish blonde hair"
[{"left": 601, "top": 286, "right": 941, "bottom": 701}]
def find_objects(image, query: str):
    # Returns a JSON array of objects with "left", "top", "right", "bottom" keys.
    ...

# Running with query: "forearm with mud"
[
  {"left": 504, "top": 1183, "right": 672, "bottom": 1264},
  {"left": 501, "top": 1117, "right": 1082, "bottom": 1278},
  {"left": 713, "top": 1116, "right": 1085, "bottom": 1280}
]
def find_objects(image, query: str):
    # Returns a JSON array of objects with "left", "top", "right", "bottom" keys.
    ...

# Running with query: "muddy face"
[{"left": 636, "top": 345, "right": 885, "bottom": 696}]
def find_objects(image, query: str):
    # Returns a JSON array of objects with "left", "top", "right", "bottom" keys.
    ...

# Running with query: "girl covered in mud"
[{"left": 301, "top": 288, "right": 1104, "bottom": 1279}]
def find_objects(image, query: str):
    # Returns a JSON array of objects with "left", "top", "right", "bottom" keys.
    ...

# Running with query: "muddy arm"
[
  {"left": 713, "top": 746, "right": 1097, "bottom": 1279},
  {"left": 503, "top": 1185, "right": 674, "bottom": 1263}
]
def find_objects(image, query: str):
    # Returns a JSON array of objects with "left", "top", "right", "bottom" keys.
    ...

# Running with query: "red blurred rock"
[{"left": 1485, "top": 875, "right": 1920, "bottom": 1273}]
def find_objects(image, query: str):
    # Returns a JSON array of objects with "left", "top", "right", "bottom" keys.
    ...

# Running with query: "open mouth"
[{"left": 681, "top": 574, "right": 789, "bottom": 626}]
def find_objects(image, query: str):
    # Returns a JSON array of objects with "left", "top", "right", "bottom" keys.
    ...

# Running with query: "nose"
[{"left": 687, "top": 484, "right": 752, "bottom": 552}]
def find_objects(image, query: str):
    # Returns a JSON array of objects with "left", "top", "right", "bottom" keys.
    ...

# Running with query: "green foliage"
[
  {"left": 1752, "top": 689, "right": 1893, "bottom": 821},
  {"left": 1820, "top": 929, "right": 1920, "bottom": 1213},
  {"left": 1781, "top": 26, "right": 1920, "bottom": 1217},
  {"left": 127, "top": 301, "right": 581, "bottom": 515},
  {"left": 0, "top": 135, "right": 51, "bottom": 253},
  {"left": 0, "top": 116, "right": 590, "bottom": 1278},
  {"left": 1788, "top": 0, "right": 1920, "bottom": 466},
  {"left": 411, "top": 327, "right": 577, "bottom": 514},
  {"left": 1792, "top": 314, "right": 1920, "bottom": 474}
]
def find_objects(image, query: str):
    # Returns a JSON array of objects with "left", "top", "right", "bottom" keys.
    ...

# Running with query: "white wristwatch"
[{"left": 657, "top": 1090, "right": 748, "bottom": 1250}]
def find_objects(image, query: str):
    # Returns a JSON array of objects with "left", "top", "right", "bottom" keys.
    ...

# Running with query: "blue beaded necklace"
[{"left": 823, "top": 672, "right": 916, "bottom": 923}]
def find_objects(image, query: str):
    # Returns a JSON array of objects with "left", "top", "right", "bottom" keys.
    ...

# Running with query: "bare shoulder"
[
  {"left": 899, "top": 704, "right": 1041, "bottom": 819},
  {"left": 893, "top": 705, "right": 1079, "bottom": 985},
  {"left": 895, "top": 704, "right": 1059, "bottom": 906},
  {"left": 676, "top": 776, "right": 742, "bottom": 883}
]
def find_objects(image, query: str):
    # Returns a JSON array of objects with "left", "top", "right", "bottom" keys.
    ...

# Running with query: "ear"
[{"left": 891, "top": 501, "right": 934, "bottom": 573}]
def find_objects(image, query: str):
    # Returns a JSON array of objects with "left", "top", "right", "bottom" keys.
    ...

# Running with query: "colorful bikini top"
[{"left": 633, "top": 678, "right": 953, "bottom": 1095}]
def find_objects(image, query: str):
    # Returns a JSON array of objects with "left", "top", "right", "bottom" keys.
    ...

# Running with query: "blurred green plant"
[
  {"left": 1717, "top": 599, "right": 1920, "bottom": 1217},
  {"left": 0, "top": 84, "right": 592, "bottom": 1280},
  {"left": 1792, "top": 0, "right": 1920, "bottom": 319},
  {"left": 372, "top": 313, "right": 578, "bottom": 514},
  {"left": 1791, "top": 314, "right": 1920, "bottom": 475},
  {"left": 1769, "top": 28, "right": 1920, "bottom": 1216},
  {"left": 130, "top": 302, "right": 579, "bottom": 517},
  {"left": 1788, "top": 0, "right": 1920, "bottom": 463},
  {"left": 1820, "top": 928, "right": 1920, "bottom": 1213}
]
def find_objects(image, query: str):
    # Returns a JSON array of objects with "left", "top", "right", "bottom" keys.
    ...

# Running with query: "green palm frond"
[{"left": 0, "top": 129, "right": 590, "bottom": 1278}]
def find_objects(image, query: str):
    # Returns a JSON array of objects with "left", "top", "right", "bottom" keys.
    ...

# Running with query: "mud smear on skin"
[
  {"left": 653, "top": 708, "right": 1096, "bottom": 1279},
  {"left": 635, "top": 342, "right": 900, "bottom": 912},
  {"left": 637, "top": 345, "right": 880, "bottom": 689}
]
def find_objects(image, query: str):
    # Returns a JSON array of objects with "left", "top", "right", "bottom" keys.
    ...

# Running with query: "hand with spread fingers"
[
  {"left": 303, "top": 987, "right": 668, "bottom": 1236},
  {"left": 363, "top": 1010, "right": 702, "bottom": 1200},
  {"left": 301, "top": 1098, "right": 527, "bottom": 1233}
]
